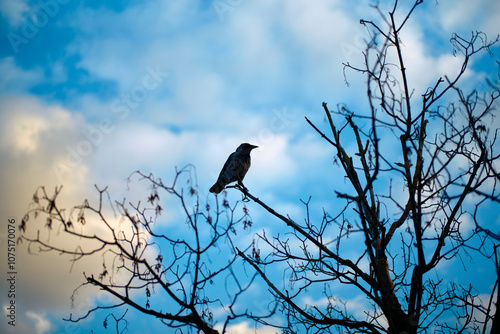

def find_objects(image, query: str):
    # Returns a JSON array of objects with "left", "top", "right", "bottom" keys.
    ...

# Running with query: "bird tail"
[{"left": 209, "top": 182, "right": 224, "bottom": 194}]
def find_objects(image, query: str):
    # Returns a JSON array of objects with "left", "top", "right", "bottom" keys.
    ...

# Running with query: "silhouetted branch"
[{"left": 21, "top": 165, "right": 262, "bottom": 333}]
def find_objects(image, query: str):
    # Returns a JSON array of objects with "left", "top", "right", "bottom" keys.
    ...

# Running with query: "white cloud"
[
  {"left": 0, "top": 0, "right": 29, "bottom": 27},
  {"left": 283, "top": 0, "right": 353, "bottom": 61},
  {"left": 0, "top": 96, "right": 101, "bottom": 323},
  {"left": 67, "top": 0, "right": 202, "bottom": 87},
  {"left": 2, "top": 102, "right": 72, "bottom": 155},
  {"left": 0, "top": 57, "right": 43, "bottom": 93},
  {"left": 26, "top": 312, "right": 54, "bottom": 334},
  {"left": 250, "top": 134, "right": 296, "bottom": 185},
  {"left": 438, "top": 0, "right": 500, "bottom": 37},
  {"left": 0, "top": 96, "right": 89, "bottom": 185},
  {"left": 63, "top": 0, "right": 360, "bottom": 123},
  {"left": 220, "top": 321, "right": 277, "bottom": 334}
]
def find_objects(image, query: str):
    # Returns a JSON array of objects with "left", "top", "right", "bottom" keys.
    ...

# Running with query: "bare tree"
[
  {"left": 234, "top": 1, "right": 500, "bottom": 333},
  {"left": 20, "top": 166, "right": 264, "bottom": 333}
]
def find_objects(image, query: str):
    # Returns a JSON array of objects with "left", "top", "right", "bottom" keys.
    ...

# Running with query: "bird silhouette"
[{"left": 210, "top": 143, "right": 258, "bottom": 194}]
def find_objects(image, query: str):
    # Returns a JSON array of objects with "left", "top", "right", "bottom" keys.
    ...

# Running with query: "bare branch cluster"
[
  {"left": 20, "top": 165, "right": 263, "bottom": 333},
  {"left": 234, "top": 1, "right": 500, "bottom": 333}
]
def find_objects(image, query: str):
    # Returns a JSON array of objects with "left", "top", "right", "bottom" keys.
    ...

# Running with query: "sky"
[{"left": 0, "top": 0, "right": 499, "bottom": 333}]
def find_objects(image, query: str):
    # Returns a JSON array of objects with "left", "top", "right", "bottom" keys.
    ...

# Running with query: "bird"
[{"left": 210, "top": 143, "right": 258, "bottom": 194}]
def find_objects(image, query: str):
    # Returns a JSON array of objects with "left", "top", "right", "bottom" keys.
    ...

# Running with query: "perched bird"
[{"left": 210, "top": 143, "right": 258, "bottom": 194}]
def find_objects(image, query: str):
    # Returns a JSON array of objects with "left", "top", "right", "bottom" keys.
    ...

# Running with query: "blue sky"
[{"left": 0, "top": 0, "right": 499, "bottom": 333}]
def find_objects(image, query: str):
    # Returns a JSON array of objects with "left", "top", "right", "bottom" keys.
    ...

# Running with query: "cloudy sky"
[{"left": 0, "top": 0, "right": 499, "bottom": 333}]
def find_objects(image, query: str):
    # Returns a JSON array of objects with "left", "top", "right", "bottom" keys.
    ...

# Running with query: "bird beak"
[{"left": 251, "top": 145, "right": 258, "bottom": 149}]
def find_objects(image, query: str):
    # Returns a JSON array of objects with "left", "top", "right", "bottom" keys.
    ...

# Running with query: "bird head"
[{"left": 237, "top": 143, "right": 258, "bottom": 152}]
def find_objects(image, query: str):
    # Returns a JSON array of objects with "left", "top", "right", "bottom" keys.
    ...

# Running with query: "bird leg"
[
  {"left": 237, "top": 179, "right": 246, "bottom": 189},
  {"left": 235, "top": 182, "right": 250, "bottom": 202}
]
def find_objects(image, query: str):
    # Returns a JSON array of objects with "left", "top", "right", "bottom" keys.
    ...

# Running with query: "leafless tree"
[
  {"left": 20, "top": 165, "right": 265, "bottom": 333},
  {"left": 234, "top": 1, "right": 500, "bottom": 333}
]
